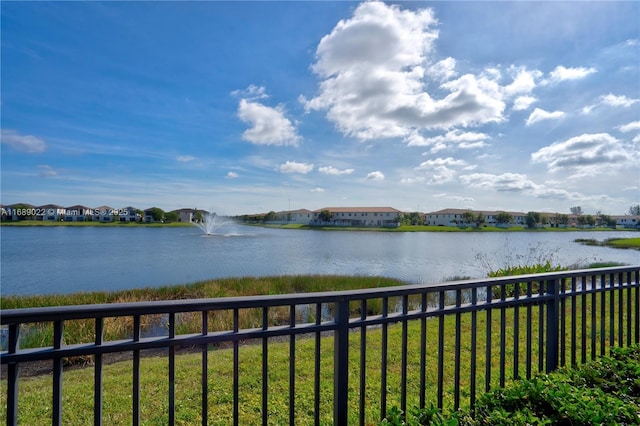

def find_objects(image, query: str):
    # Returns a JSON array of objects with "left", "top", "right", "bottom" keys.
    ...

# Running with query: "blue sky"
[{"left": 2, "top": 1, "right": 638, "bottom": 216}]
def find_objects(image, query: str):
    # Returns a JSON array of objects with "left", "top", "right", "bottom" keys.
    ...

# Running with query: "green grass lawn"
[
  {"left": 2, "top": 280, "right": 634, "bottom": 425},
  {"left": 606, "top": 237, "right": 640, "bottom": 249}
]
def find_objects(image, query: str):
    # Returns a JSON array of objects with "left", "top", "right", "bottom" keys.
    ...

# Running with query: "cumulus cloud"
[
  {"left": 226, "top": 172, "right": 239, "bottom": 179},
  {"left": 366, "top": 171, "right": 385, "bottom": 181},
  {"left": 619, "top": 121, "right": 640, "bottom": 133},
  {"left": 236, "top": 86, "right": 301, "bottom": 146},
  {"left": 310, "top": 187, "right": 325, "bottom": 193},
  {"left": 427, "top": 57, "right": 457, "bottom": 82},
  {"left": 279, "top": 161, "right": 314, "bottom": 174},
  {"left": 1, "top": 129, "right": 46, "bottom": 153},
  {"left": 460, "top": 172, "right": 537, "bottom": 192},
  {"left": 415, "top": 157, "right": 471, "bottom": 184},
  {"left": 176, "top": 155, "right": 196, "bottom": 163},
  {"left": 304, "top": 1, "right": 505, "bottom": 140},
  {"left": 582, "top": 93, "right": 639, "bottom": 114},
  {"left": 545, "top": 65, "right": 596, "bottom": 84},
  {"left": 318, "top": 166, "right": 355, "bottom": 175},
  {"left": 503, "top": 66, "right": 542, "bottom": 97},
  {"left": 525, "top": 108, "right": 565, "bottom": 126},
  {"left": 459, "top": 172, "right": 584, "bottom": 201},
  {"left": 531, "top": 133, "right": 634, "bottom": 174},
  {"left": 405, "top": 129, "right": 490, "bottom": 152},
  {"left": 416, "top": 157, "right": 470, "bottom": 169},
  {"left": 512, "top": 96, "right": 537, "bottom": 111}
]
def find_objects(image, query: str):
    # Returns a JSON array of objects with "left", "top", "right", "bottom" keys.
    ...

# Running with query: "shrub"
[{"left": 382, "top": 345, "right": 640, "bottom": 425}]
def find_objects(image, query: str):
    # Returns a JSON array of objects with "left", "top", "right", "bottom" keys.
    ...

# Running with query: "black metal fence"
[{"left": 2, "top": 265, "right": 639, "bottom": 425}]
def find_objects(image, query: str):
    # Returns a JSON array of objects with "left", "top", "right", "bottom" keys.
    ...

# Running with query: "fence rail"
[{"left": 2, "top": 265, "right": 639, "bottom": 425}]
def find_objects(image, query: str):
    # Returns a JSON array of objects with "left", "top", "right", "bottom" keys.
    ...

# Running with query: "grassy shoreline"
[
  {"left": 575, "top": 237, "right": 640, "bottom": 250},
  {"left": 0, "top": 220, "right": 192, "bottom": 227},
  {"left": 246, "top": 223, "right": 638, "bottom": 232},
  {"left": 3, "top": 220, "right": 638, "bottom": 232}
]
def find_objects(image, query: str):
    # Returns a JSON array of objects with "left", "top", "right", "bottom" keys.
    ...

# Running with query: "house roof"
[
  {"left": 426, "top": 208, "right": 527, "bottom": 216},
  {"left": 314, "top": 207, "right": 402, "bottom": 213}
]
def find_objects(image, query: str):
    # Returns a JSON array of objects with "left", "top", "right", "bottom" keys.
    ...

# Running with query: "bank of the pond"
[
  {"left": 0, "top": 220, "right": 192, "bottom": 227},
  {"left": 253, "top": 223, "right": 636, "bottom": 232},
  {"left": 6, "top": 220, "right": 636, "bottom": 232},
  {"left": 575, "top": 237, "right": 640, "bottom": 250}
]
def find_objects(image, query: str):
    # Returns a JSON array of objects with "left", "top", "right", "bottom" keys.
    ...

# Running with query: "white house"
[
  {"left": 37, "top": 204, "right": 66, "bottom": 221},
  {"left": 92, "top": 206, "right": 115, "bottom": 222},
  {"left": 425, "top": 209, "right": 527, "bottom": 227},
  {"left": 311, "top": 207, "right": 401, "bottom": 227},
  {"left": 119, "top": 207, "right": 140, "bottom": 222},
  {"left": 64, "top": 205, "right": 91, "bottom": 222},
  {"left": 613, "top": 215, "right": 640, "bottom": 229}
]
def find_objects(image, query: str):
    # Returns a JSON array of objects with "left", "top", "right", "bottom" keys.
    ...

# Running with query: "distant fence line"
[{"left": 2, "top": 265, "right": 639, "bottom": 425}]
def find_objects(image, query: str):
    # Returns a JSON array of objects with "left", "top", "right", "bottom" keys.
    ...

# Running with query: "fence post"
[
  {"left": 545, "top": 278, "right": 560, "bottom": 373},
  {"left": 334, "top": 299, "right": 350, "bottom": 425}
]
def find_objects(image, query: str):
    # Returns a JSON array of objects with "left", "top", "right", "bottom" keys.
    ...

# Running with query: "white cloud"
[
  {"left": 546, "top": 65, "right": 596, "bottom": 84},
  {"left": 417, "top": 157, "right": 469, "bottom": 169},
  {"left": 318, "top": 166, "right": 355, "bottom": 175},
  {"left": 531, "top": 133, "right": 634, "bottom": 174},
  {"left": 279, "top": 161, "right": 314, "bottom": 174},
  {"left": 1, "top": 129, "right": 46, "bottom": 153},
  {"left": 310, "top": 187, "right": 325, "bottom": 193},
  {"left": 427, "top": 57, "right": 457, "bottom": 82},
  {"left": 406, "top": 129, "right": 490, "bottom": 152},
  {"left": 176, "top": 155, "right": 196, "bottom": 163},
  {"left": 619, "top": 121, "right": 640, "bottom": 133},
  {"left": 582, "top": 94, "right": 640, "bottom": 114},
  {"left": 600, "top": 94, "right": 638, "bottom": 107},
  {"left": 366, "top": 171, "right": 385, "bottom": 181},
  {"left": 226, "top": 172, "right": 239, "bottom": 179},
  {"left": 503, "top": 66, "right": 542, "bottom": 97},
  {"left": 237, "top": 99, "right": 301, "bottom": 146},
  {"left": 460, "top": 172, "right": 537, "bottom": 192},
  {"left": 304, "top": 1, "right": 505, "bottom": 140},
  {"left": 410, "top": 157, "right": 474, "bottom": 184},
  {"left": 512, "top": 96, "right": 537, "bottom": 111},
  {"left": 525, "top": 108, "right": 566, "bottom": 126},
  {"left": 231, "top": 84, "right": 268, "bottom": 101},
  {"left": 37, "top": 165, "right": 58, "bottom": 178}
]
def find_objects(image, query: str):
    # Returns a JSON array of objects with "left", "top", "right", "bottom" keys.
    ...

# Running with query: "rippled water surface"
[{"left": 1, "top": 225, "right": 638, "bottom": 295}]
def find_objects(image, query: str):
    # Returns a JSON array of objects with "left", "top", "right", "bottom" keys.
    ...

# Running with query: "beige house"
[
  {"left": 425, "top": 208, "right": 527, "bottom": 227},
  {"left": 311, "top": 207, "right": 401, "bottom": 227}
]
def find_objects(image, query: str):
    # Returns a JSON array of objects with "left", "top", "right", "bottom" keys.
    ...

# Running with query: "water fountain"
[{"left": 192, "top": 210, "right": 231, "bottom": 236}]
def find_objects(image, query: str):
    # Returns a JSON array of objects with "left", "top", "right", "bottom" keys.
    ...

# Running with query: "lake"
[{"left": 1, "top": 225, "right": 638, "bottom": 296}]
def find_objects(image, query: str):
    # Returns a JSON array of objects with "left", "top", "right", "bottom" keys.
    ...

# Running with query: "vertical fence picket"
[
  {"left": 52, "top": 320, "right": 64, "bottom": 426},
  {"left": 94, "top": 318, "right": 104, "bottom": 426},
  {"left": 202, "top": 311, "right": 208, "bottom": 426},
  {"left": 133, "top": 315, "right": 141, "bottom": 426}
]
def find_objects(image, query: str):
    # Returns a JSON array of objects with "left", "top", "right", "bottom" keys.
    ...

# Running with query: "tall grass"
[{"left": 1, "top": 276, "right": 407, "bottom": 347}]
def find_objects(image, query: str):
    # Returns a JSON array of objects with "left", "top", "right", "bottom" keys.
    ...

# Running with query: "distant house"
[
  {"left": 37, "top": 204, "right": 66, "bottom": 221},
  {"left": 65, "top": 205, "right": 91, "bottom": 222},
  {"left": 425, "top": 208, "right": 527, "bottom": 227},
  {"left": 266, "top": 209, "right": 313, "bottom": 224},
  {"left": 170, "top": 208, "right": 210, "bottom": 223},
  {"left": 613, "top": 215, "right": 640, "bottom": 229},
  {"left": 144, "top": 207, "right": 163, "bottom": 223},
  {"left": 310, "top": 207, "right": 401, "bottom": 227},
  {"left": 119, "top": 207, "right": 140, "bottom": 222},
  {"left": 1, "top": 203, "right": 37, "bottom": 221},
  {"left": 92, "top": 206, "right": 115, "bottom": 222}
]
